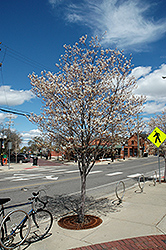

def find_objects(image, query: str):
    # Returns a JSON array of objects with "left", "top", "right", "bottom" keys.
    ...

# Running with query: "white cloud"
[
  {"left": 132, "top": 64, "right": 166, "bottom": 114},
  {"left": 131, "top": 66, "right": 152, "bottom": 79},
  {"left": 48, "top": 0, "right": 62, "bottom": 7},
  {"left": 143, "top": 101, "right": 165, "bottom": 114},
  {"left": 134, "top": 64, "right": 166, "bottom": 99},
  {"left": 0, "top": 113, "right": 8, "bottom": 123},
  {"left": 0, "top": 86, "right": 35, "bottom": 106},
  {"left": 51, "top": 0, "right": 166, "bottom": 50},
  {"left": 21, "top": 129, "right": 42, "bottom": 146},
  {"left": 0, "top": 113, "right": 17, "bottom": 123}
]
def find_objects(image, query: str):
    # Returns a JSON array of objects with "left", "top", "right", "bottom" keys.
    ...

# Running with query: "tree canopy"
[
  {"left": 29, "top": 35, "right": 145, "bottom": 154},
  {"left": 29, "top": 35, "right": 146, "bottom": 222}
]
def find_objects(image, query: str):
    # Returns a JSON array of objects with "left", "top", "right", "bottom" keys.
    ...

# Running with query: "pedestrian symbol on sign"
[
  {"left": 148, "top": 127, "right": 166, "bottom": 148},
  {"left": 153, "top": 130, "right": 161, "bottom": 144}
]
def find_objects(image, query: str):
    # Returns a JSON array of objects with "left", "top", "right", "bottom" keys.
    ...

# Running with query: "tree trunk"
[{"left": 78, "top": 171, "right": 86, "bottom": 223}]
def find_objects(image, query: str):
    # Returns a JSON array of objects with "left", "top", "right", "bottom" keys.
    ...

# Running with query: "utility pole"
[
  {"left": 6, "top": 114, "right": 14, "bottom": 165},
  {"left": 6, "top": 114, "right": 14, "bottom": 129},
  {"left": 137, "top": 114, "right": 140, "bottom": 157}
]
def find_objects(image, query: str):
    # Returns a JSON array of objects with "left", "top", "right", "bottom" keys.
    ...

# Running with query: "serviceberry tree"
[{"left": 29, "top": 35, "right": 146, "bottom": 222}]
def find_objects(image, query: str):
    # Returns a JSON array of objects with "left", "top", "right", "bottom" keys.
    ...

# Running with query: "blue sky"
[{"left": 0, "top": 0, "right": 166, "bottom": 146}]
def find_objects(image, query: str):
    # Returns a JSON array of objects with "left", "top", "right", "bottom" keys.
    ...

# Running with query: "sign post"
[
  {"left": 8, "top": 142, "right": 12, "bottom": 169},
  {"left": 147, "top": 127, "right": 166, "bottom": 183}
]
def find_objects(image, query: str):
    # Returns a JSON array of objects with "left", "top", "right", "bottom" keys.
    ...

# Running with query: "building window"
[
  {"left": 124, "top": 148, "right": 128, "bottom": 156},
  {"left": 132, "top": 140, "right": 134, "bottom": 145}
]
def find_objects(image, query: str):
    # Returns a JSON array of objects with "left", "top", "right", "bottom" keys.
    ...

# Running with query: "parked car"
[
  {"left": 143, "top": 152, "right": 148, "bottom": 157},
  {"left": 10, "top": 153, "right": 30, "bottom": 163}
]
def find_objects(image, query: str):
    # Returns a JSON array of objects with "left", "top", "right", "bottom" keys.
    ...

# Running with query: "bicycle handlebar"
[{"left": 29, "top": 190, "right": 48, "bottom": 209}]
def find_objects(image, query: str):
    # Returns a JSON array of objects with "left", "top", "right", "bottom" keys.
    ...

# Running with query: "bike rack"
[
  {"left": 153, "top": 170, "right": 158, "bottom": 186},
  {"left": 138, "top": 174, "right": 145, "bottom": 192},
  {"left": 115, "top": 181, "right": 125, "bottom": 203}
]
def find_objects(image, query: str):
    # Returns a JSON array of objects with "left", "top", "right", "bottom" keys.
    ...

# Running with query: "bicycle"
[
  {"left": 0, "top": 190, "right": 53, "bottom": 249},
  {"left": 0, "top": 198, "right": 31, "bottom": 249}
]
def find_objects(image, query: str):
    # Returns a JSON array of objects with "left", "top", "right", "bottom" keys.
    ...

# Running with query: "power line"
[
  {"left": 0, "top": 43, "right": 55, "bottom": 72},
  {"left": 0, "top": 42, "right": 46, "bottom": 119},
  {"left": 0, "top": 42, "right": 41, "bottom": 117},
  {"left": 0, "top": 107, "right": 30, "bottom": 117},
  {"left": 0, "top": 43, "right": 10, "bottom": 107}
]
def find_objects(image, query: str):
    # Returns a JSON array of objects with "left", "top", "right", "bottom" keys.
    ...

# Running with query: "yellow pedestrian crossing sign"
[{"left": 148, "top": 127, "right": 166, "bottom": 147}]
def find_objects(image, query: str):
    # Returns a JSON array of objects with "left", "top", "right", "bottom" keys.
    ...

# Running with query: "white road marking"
[
  {"left": 127, "top": 173, "right": 141, "bottom": 178},
  {"left": 65, "top": 170, "right": 79, "bottom": 173},
  {"left": 45, "top": 175, "right": 58, "bottom": 180},
  {"left": 0, "top": 168, "right": 102, "bottom": 182},
  {"left": 35, "top": 168, "right": 55, "bottom": 171},
  {"left": 106, "top": 172, "right": 123, "bottom": 176},
  {"left": 89, "top": 171, "right": 102, "bottom": 175},
  {"left": 50, "top": 169, "right": 68, "bottom": 173},
  {"left": 12, "top": 178, "right": 29, "bottom": 181},
  {"left": 13, "top": 173, "right": 25, "bottom": 175},
  {"left": 11, "top": 175, "right": 45, "bottom": 181}
]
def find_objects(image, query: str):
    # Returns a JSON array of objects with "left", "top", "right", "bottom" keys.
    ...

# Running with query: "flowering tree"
[
  {"left": 148, "top": 109, "right": 166, "bottom": 180},
  {"left": 29, "top": 35, "right": 146, "bottom": 222}
]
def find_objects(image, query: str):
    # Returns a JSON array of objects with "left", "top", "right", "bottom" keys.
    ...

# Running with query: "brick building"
[{"left": 123, "top": 133, "right": 148, "bottom": 158}]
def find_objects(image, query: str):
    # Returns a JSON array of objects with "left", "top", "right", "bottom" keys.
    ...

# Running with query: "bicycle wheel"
[
  {"left": 0, "top": 209, "right": 30, "bottom": 250},
  {"left": 21, "top": 209, "right": 53, "bottom": 242},
  {"left": 0, "top": 226, "right": 4, "bottom": 243}
]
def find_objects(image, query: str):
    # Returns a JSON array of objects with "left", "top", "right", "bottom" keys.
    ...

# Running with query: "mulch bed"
[{"left": 58, "top": 214, "right": 102, "bottom": 230}]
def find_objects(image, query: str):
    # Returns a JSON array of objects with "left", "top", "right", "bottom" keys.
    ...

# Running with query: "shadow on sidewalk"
[{"left": 45, "top": 194, "right": 123, "bottom": 220}]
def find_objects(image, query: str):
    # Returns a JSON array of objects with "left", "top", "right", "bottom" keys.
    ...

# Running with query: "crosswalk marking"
[
  {"left": 45, "top": 175, "right": 59, "bottom": 180},
  {"left": 11, "top": 175, "right": 46, "bottom": 181},
  {"left": 65, "top": 170, "right": 79, "bottom": 174},
  {"left": 0, "top": 168, "right": 133, "bottom": 183},
  {"left": 50, "top": 169, "right": 68, "bottom": 173},
  {"left": 106, "top": 172, "right": 123, "bottom": 176},
  {"left": 127, "top": 173, "right": 141, "bottom": 178},
  {"left": 89, "top": 171, "right": 102, "bottom": 174}
]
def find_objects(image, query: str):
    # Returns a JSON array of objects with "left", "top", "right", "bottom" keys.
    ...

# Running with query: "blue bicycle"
[{"left": 0, "top": 190, "right": 53, "bottom": 249}]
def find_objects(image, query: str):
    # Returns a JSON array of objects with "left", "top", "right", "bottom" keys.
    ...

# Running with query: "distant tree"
[
  {"left": 1, "top": 128, "right": 22, "bottom": 155},
  {"left": 28, "top": 135, "right": 54, "bottom": 158},
  {"left": 148, "top": 108, "right": 166, "bottom": 180},
  {"left": 28, "top": 136, "right": 44, "bottom": 153},
  {"left": 20, "top": 146, "right": 29, "bottom": 153},
  {"left": 148, "top": 108, "right": 166, "bottom": 134},
  {"left": 29, "top": 35, "right": 146, "bottom": 222}
]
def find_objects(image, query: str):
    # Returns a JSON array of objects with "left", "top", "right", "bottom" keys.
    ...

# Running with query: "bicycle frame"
[
  {"left": 0, "top": 190, "right": 48, "bottom": 249},
  {"left": 0, "top": 201, "right": 33, "bottom": 240}
]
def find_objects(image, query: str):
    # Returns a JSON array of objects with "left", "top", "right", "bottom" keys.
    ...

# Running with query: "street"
[{"left": 0, "top": 156, "right": 164, "bottom": 208}]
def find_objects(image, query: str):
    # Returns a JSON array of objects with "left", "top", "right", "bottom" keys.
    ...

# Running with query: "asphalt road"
[{"left": 0, "top": 156, "right": 164, "bottom": 207}]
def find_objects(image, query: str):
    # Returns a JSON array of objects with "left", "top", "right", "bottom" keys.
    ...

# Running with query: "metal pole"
[
  {"left": 8, "top": 147, "right": 10, "bottom": 169},
  {"left": 137, "top": 114, "right": 140, "bottom": 157},
  {"left": 158, "top": 148, "right": 161, "bottom": 184},
  {"left": 8, "top": 142, "right": 12, "bottom": 169},
  {"left": 0, "top": 138, "right": 2, "bottom": 166}
]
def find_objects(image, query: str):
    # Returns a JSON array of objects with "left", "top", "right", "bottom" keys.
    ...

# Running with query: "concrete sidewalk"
[
  {"left": 0, "top": 158, "right": 166, "bottom": 249},
  {"left": 23, "top": 180, "right": 166, "bottom": 250},
  {"left": 0, "top": 162, "right": 39, "bottom": 172}
]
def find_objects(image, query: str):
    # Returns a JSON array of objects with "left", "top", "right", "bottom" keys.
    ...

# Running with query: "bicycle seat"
[{"left": 0, "top": 198, "right": 10, "bottom": 205}]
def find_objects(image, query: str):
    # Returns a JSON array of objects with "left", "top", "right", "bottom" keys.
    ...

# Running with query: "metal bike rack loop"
[
  {"left": 153, "top": 170, "right": 158, "bottom": 186},
  {"left": 115, "top": 181, "right": 125, "bottom": 203},
  {"left": 138, "top": 174, "right": 145, "bottom": 192}
]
